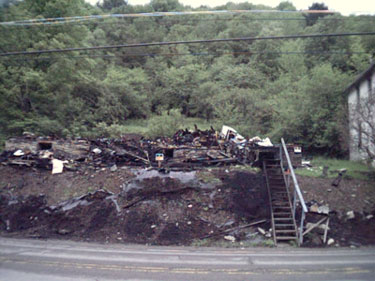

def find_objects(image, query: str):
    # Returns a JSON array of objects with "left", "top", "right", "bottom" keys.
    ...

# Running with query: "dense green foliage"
[{"left": 1, "top": 0, "right": 374, "bottom": 155}]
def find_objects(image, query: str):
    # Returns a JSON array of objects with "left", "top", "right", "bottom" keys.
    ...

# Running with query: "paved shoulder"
[{"left": 0, "top": 237, "right": 374, "bottom": 281}]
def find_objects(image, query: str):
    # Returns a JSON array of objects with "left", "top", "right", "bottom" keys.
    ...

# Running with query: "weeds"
[{"left": 296, "top": 157, "right": 374, "bottom": 181}]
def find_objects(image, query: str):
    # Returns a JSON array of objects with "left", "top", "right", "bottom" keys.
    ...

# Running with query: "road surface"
[{"left": 0, "top": 237, "right": 374, "bottom": 280}]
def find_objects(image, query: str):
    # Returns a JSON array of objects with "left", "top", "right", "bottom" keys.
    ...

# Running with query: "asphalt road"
[{"left": 0, "top": 237, "right": 374, "bottom": 281}]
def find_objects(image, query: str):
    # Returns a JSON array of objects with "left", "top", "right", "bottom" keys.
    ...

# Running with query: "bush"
[
  {"left": 6, "top": 117, "right": 64, "bottom": 137},
  {"left": 146, "top": 109, "right": 183, "bottom": 138}
]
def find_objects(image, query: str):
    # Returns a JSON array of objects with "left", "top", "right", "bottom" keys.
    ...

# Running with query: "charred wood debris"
[{"left": 0, "top": 126, "right": 277, "bottom": 174}]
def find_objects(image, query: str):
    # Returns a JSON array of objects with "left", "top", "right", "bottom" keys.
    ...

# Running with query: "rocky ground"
[
  {"left": 0, "top": 164, "right": 374, "bottom": 247},
  {"left": 298, "top": 175, "right": 375, "bottom": 247}
]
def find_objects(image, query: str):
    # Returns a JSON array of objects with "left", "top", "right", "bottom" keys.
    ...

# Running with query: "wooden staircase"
[{"left": 263, "top": 159, "right": 298, "bottom": 245}]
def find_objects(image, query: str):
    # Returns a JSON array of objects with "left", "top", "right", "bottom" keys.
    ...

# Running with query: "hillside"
[{"left": 1, "top": 0, "right": 375, "bottom": 156}]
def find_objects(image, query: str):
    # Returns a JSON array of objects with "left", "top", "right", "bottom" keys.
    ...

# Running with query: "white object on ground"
[
  {"left": 52, "top": 159, "right": 68, "bottom": 174},
  {"left": 257, "top": 227, "right": 266, "bottom": 235},
  {"left": 346, "top": 211, "right": 355, "bottom": 220},
  {"left": 13, "top": 150, "right": 24, "bottom": 156},
  {"left": 327, "top": 238, "right": 335, "bottom": 245},
  {"left": 92, "top": 148, "right": 102, "bottom": 154},
  {"left": 224, "top": 235, "right": 236, "bottom": 242}
]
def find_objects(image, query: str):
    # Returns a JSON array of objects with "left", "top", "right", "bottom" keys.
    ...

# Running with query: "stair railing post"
[
  {"left": 279, "top": 145, "right": 283, "bottom": 168},
  {"left": 299, "top": 210, "right": 305, "bottom": 245},
  {"left": 293, "top": 189, "right": 297, "bottom": 219}
]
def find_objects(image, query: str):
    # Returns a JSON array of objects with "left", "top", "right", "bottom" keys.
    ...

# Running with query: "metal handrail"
[
  {"left": 281, "top": 138, "right": 308, "bottom": 212},
  {"left": 280, "top": 138, "right": 308, "bottom": 244}
]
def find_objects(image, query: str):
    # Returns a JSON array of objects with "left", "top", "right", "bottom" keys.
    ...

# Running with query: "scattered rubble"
[
  {"left": 327, "top": 238, "right": 335, "bottom": 246},
  {"left": 1, "top": 127, "right": 374, "bottom": 248},
  {"left": 224, "top": 235, "right": 236, "bottom": 242},
  {"left": 331, "top": 168, "right": 347, "bottom": 187},
  {"left": 0, "top": 126, "right": 302, "bottom": 175},
  {"left": 346, "top": 211, "right": 355, "bottom": 220},
  {"left": 257, "top": 227, "right": 266, "bottom": 235}
]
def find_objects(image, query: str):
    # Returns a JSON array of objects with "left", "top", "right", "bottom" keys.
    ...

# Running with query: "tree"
[
  {"left": 276, "top": 1, "right": 296, "bottom": 11},
  {"left": 150, "top": 0, "right": 183, "bottom": 12},
  {"left": 98, "top": 0, "right": 127, "bottom": 11},
  {"left": 304, "top": 2, "right": 330, "bottom": 26}
]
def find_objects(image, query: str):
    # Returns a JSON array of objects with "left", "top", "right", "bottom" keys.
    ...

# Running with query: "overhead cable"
[
  {"left": 0, "top": 9, "right": 337, "bottom": 26},
  {"left": 0, "top": 50, "right": 371, "bottom": 63},
  {"left": 1, "top": 32, "right": 375, "bottom": 57}
]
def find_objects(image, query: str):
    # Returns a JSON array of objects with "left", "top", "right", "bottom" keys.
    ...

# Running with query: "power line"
[
  {"left": 1, "top": 32, "right": 375, "bottom": 57},
  {"left": 0, "top": 51, "right": 371, "bottom": 63},
  {"left": 3, "top": 16, "right": 375, "bottom": 29},
  {"left": 0, "top": 9, "right": 337, "bottom": 26}
]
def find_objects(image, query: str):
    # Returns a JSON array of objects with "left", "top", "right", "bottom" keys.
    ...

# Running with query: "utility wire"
[
  {"left": 1, "top": 32, "right": 375, "bottom": 57},
  {"left": 0, "top": 9, "right": 337, "bottom": 26},
  {"left": 0, "top": 51, "right": 371, "bottom": 63},
  {"left": 3, "top": 16, "right": 375, "bottom": 29}
]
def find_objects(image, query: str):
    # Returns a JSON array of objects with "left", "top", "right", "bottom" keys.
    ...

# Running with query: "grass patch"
[
  {"left": 295, "top": 156, "right": 375, "bottom": 181},
  {"left": 96, "top": 117, "right": 217, "bottom": 138},
  {"left": 196, "top": 170, "right": 222, "bottom": 184}
]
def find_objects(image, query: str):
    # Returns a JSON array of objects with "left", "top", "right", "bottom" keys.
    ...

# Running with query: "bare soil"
[
  {"left": 0, "top": 165, "right": 374, "bottom": 247},
  {"left": 298, "top": 175, "right": 375, "bottom": 215},
  {"left": 0, "top": 165, "right": 271, "bottom": 246},
  {"left": 298, "top": 175, "right": 375, "bottom": 247}
]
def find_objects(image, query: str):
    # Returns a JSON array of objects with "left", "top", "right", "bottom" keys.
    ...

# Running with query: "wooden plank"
[
  {"left": 323, "top": 218, "right": 330, "bottom": 243},
  {"left": 302, "top": 217, "right": 327, "bottom": 236}
]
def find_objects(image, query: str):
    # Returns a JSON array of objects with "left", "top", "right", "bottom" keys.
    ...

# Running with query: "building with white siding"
[{"left": 345, "top": 63, "right": 375, "bottom": 164}]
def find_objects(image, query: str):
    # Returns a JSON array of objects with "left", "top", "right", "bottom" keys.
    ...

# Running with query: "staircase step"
[
  {"left": 272, "top": 198, "right": 289, "bottom": 202},
  {"left": 269, "top": 182, "right": 286, "bottom": 185},
  {"left": 272, "top": 206, "right": 292, "bottom": 210},
  {"left": 274, "top": 218, "right": 294, "bottom": 221},
  {"left": 275, "top": 230, "right": 296, "bottom": 233},
  {"left": 276, "top": 236, "right": 297, "bottom": 240},
  {"left": 270, "top": 186, "right": 286, "bottom": 189},
  {"left": 273, "top": 205, "right": 290, "bottom": 208},
  {"left": 271, "top": 194, "right": 289, "bottom": 198},
  {"left": 274, "top": 215, "right": 293, "bottom": 218},
  {"left": 272, "top": 188, "right": 288, "bottom": 191},
  {"left": 271, "top": 194, "right": 289, "bottom": 197},
  {"left": 272, "top": 199, "right": 289, "bottom": 202},
  {"left": 275, "top": 223, "right": 295, "bottom": 227},
  {"left": 273, "top": 212, "right": 292, "bottom": 215},
  {"left": 270, "top": 189, "right": 287, "bottom": 192},
  {"left": 272, "top": 201, "right": 290, "bottom": 205},
  {"left": 272, "top": 192, "right": 288, "bottom": 196},
  {"left": 270, "top": 188, "right": 287, "bottom": 192}
]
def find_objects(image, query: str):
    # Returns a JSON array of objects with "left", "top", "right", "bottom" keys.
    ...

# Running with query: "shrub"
[{"left": 147, "top": 109, "right": 183, "bottom": 138}]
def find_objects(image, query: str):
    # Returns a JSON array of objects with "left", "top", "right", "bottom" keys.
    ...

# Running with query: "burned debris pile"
[{"left": 1, "top": 126, "right": 277, "bottom": 173}]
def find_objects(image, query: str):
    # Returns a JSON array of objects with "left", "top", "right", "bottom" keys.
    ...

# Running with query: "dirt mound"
[
  {"left": 220, "top": 172, "right": 269, "bottom": 221},
  {"left": 0, "top": 168, "right": 270, "bottom": 245}
]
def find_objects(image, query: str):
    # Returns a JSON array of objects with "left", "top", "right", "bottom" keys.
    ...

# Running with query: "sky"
[{"left": 86, "top": 0, "right": 375, "bottom": 16}]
